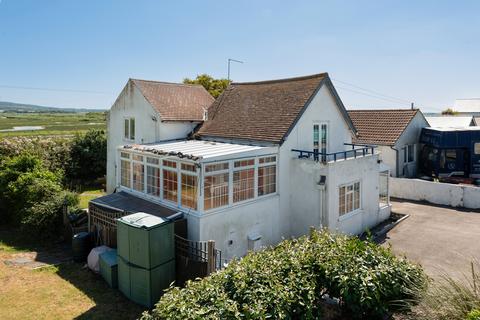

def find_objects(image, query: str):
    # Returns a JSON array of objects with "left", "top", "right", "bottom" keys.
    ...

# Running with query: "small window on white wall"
[
  {"left": 339, "top": 181, "right": 360, "bottom": 216},
  {"left": 404, "top": 144, "right": 415, "bottom": 163},
  {"left": 124, "top": 118, "right": 135, "bottom": 141}
]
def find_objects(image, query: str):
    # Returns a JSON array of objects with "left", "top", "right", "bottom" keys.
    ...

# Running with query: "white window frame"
[
  {"left": 119, "top": 158, "right": 131, "bottom": 189},
  {"left": 146, "top": 157, "right": 161, "bottom": 198},
  {"left": 124, "top": 117, "right": 135, "bottom": 141},
  {"left": 202, "top": 155, "right": 278, "bottom": 212},
  {"left": 180, "top": 162, "right": 199, "bottom": 210},
  {"left": 117, "top": 149, "right": 278, "bottom": 214},
  {"left": 257, "top": 156, "right": 277, "bottom": 198},
  {"left": 203, "top": 161, "right": 230, "bottom": 211},
  {"left": 162, "top": 160, "right": 179, "bottom": 205},
  {"left": 404, "top": 144, "right": 415, "bottom": 164},
  {"left": 313, "top": 122, "right": 328, "bottom": 161},
  {"left": 338, "top": 181, "right": 361, "bottom": 219},
  {"left": 131, "top": 154, "right": 145, "bottom": 193},
  {"left": 232, "top": 158, "right": 256, "bottom": 204}
]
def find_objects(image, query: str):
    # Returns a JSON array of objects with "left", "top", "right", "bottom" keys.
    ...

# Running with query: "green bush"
[
  {"left": 0, "top": 153, "right": 78, "bottom": 238},
  {"left": 142, "top": 230, "right": 425, "bottom": 320},
  {"left": 467, "top": 309, "right": 480, "bottom": 320},
  {"left": 21, "top": 191, "right": 78, "bottom": 237},
  {"left": 0, "top": 136, "right": 71, "bottom": 174},
  {"left": 66, "top": 129, "right": 106, "bottom": 184}
]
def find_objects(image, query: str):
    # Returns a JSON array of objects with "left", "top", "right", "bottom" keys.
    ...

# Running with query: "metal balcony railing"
[{"left": 292, "top": 143, "right": 377, "bottom": 163}]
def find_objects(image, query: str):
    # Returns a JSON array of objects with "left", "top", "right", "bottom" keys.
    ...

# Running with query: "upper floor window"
[
  {"left": 313, "top": 123, "right": 327, "bottom": 161},
  {"left": 124, "top": 118, "right": 135, "bottom": 141}
]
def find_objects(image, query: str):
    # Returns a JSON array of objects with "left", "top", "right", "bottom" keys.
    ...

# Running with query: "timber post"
[{"left": 207, "top": 240, "right": 215, "bottom": 275}]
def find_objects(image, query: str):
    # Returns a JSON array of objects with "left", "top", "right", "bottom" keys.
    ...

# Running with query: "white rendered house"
[{"left": 99, "top": 73, "right": 390, "bottom": 260}]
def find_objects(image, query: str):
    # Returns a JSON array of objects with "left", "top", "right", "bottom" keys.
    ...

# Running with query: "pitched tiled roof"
[
  {"left": 197, "top": 73, "right": 354, "bottom": 144},
  {"left": 474, "top": 116, "right": 480, "bottom": 126},
  {"left": 132, "top": 79, "right": 214, "bottom": 121},
  {"left": 348, "top": 109, "right": 419, "bottom": 146}
]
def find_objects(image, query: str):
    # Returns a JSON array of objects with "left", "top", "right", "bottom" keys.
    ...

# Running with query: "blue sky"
[{"left": 0, "top": 0, "right": 479, "bottom": 112}]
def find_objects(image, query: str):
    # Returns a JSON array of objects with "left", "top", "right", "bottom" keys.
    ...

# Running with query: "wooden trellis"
[{"left": 88, "top": 202, "right": 128, "bottom": 247}]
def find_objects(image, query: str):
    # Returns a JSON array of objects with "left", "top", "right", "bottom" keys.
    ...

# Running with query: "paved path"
[{"left": 384, "top": 199, "right": 480, "bottom": 279}]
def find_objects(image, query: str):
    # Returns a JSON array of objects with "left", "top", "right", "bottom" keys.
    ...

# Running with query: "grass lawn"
[
  {"left": 0, "top": 112, "right": 106, "bottom": 138},
  {"left": 78, "top": 187, "right": 106, "bottom": 209},
  {"left": 0, "top": 228, "right": 144, "bottom": 320}
]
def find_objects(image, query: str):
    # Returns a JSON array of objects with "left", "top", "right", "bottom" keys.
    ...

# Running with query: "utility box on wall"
[{"left": 247, "top": 233, "right": 262, "bottom": 252}]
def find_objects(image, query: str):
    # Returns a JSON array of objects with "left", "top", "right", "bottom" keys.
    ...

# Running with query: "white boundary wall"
[{"left": 390, "top": 177, "right": 480, "bottom": 209}]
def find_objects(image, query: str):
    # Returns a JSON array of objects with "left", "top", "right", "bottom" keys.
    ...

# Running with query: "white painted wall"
[
  {"left": 195, "top": 195, "right": 279, "bottom": 261},
  {"left": 289, "top": 155, "right": 388, "bottom": 237},
  {"left": 375, "top": 112, "right": 428, "bottom": 178},
  {"left": 377, "top": 146, "right": 397, "bottom": 176},
  {"left": 390, "top": 177, "right": 480, "bottom": 209},
  {"left": 106, "top": 80, "right": 199, "bottom": 193},
  {"left": 277, "top": 84, "right": 387, "bottom": 240},
  {"left": 326, "top": 155, "right": 387, "bottom": 235},
  {"left": 275, "top": 84, "right": 354, "bottom": 241}
]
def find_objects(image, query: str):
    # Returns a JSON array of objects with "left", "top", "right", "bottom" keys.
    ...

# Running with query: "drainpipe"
[
  {"left": 390, "top": 146, "right": 399, "bottom": 177},
  {"left": 317, "top": 175, "right": 327, "bottom": 228}
]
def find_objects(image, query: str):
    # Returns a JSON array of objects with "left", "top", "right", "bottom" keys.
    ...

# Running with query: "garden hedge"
[{"left": 142, "top": 229, "right": 425, "bottom": 319}]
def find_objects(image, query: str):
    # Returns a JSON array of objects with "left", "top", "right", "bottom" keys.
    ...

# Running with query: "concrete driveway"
[{"left": 384, "top": 199, "right": 480, "bottom": 279}]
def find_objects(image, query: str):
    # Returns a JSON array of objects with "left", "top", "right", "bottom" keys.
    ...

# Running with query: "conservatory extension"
[{"left": 116, "top": 140, "right": 279, "bottom": 214}]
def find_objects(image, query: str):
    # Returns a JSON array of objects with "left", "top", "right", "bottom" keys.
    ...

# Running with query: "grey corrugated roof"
[
  {"left": 90, "top": 191, "right": 178, "bottom": 218},
  {"left": 124, "top": 140, "right": 276, "bottom": 162}
]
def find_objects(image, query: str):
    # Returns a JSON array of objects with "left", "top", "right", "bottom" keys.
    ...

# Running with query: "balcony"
[{"left": 292, "top": 143, "right": 377, "bottom": 163}]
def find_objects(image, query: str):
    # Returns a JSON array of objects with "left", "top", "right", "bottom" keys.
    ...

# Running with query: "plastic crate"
[{"left": 99, "top": 249, "right": 118, "bottom": 288}]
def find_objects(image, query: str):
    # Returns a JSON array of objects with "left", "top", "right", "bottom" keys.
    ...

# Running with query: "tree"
[
  {"left": 442, "top": 108, "right": 458, "bottom": 115},
  {"left": 67, "top": 129, "right": 107, "bottom": 184},
  {"left": 183, "top": 74, "right": 230, "bottom": 99}
]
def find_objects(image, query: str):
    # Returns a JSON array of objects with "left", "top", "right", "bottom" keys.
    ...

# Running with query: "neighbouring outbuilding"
[
  {"left": 348, "top": 109, "right": 429, "bottom": 178},
  {"left": 426, "top": 115, "right": 477, "bottom": 128}
]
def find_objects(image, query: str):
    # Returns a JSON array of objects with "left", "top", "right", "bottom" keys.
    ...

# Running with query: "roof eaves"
[{"left": 324, "top": 77, "right": 358, "bottom": 135}]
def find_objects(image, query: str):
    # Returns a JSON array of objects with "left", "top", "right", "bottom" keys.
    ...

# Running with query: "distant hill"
[{"left": 0, "top": 101, "right": 105, "bottom": 113}]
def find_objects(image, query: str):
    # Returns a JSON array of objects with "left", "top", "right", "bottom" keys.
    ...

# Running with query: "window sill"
[{"left": 338, "top": 208, "right": 362, "bottom": 222}]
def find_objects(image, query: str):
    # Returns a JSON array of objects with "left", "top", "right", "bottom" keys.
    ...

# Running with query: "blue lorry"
[{"left": 420, "top": 127, "right": 480, "bottom": 178}]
